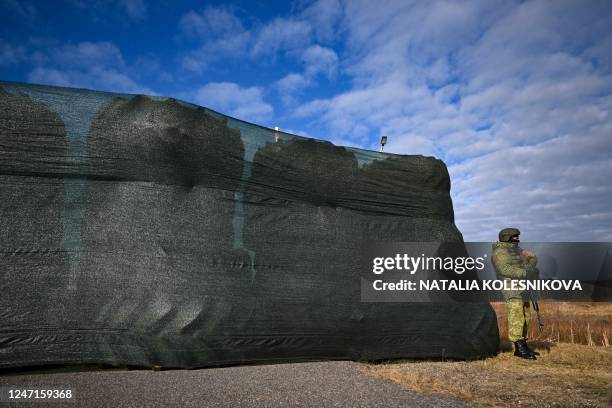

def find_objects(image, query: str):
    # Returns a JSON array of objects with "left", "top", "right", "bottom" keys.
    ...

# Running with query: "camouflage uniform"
[{"left": 491, "top": 228, "right": 539, "bottom": 345}]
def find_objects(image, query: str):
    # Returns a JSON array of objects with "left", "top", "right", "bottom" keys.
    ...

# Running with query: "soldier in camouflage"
[{"left": 491, "top": 228, "right": 540, "bottom": 359}]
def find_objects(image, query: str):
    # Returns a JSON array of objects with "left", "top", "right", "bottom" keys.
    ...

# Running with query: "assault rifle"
[
  {"left": 522, "top": 250, "right": 544, "bottom": 333},
  {"left": 527, "top": 288, "right": 544, "bottom": 333}
]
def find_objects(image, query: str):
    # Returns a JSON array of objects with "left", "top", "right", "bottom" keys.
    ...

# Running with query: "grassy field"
[
  {"left": 492, "top": 301, "right": 611, "bottom": 347},
  {"left": 368, "top": 302, "right": 612, "bottom": 407}
]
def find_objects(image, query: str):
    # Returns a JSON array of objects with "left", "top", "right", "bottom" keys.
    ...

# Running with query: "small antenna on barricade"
[{"left": 380, "top": 135, "right": 388, "bottom": 152}]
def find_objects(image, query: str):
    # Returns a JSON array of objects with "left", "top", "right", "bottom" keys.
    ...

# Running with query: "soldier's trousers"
[{"left": 506, "top": 300, "right": 531, "bottom": 342}]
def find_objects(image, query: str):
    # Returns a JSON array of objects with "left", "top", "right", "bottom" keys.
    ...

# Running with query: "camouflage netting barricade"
[{"left": 0, "top": 81, "right": 499, "bottom": 369}]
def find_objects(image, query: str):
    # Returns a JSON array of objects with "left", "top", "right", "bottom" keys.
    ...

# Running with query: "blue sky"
[{"left": 1, "top": 0, "right": 612, "bottom": 241}]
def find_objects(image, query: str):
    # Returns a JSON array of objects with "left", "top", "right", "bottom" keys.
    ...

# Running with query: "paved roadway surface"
[{"left": 0, "top": 361, "right": 475, "bottom": 407}]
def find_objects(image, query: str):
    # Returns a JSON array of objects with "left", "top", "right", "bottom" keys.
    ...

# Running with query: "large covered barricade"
[{"left": 0, "top": 81, "right": 499, "bottom": 369}]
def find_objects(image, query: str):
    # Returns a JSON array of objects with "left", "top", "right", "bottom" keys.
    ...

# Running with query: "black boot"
[
  {"left": 514, "top": 340, "right": 536, "bottom": 360},
  {"left": 524, "top": 341, "right": 540, "bottom": 357}
]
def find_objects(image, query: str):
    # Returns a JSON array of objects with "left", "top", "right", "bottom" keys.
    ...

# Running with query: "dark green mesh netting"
[{"left": 0, "top": 81, "right": 499, "bottom": 369}]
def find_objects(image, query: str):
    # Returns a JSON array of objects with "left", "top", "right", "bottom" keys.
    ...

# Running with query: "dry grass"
[
  {"left": 367, "top": 302, "right": 612, "bottom": 407},
  {"left": 367, "top": 343, "right": 612, "bottom": 407},
  {"left": 492, "top": 301, "right": 611, "bottom": 347}
]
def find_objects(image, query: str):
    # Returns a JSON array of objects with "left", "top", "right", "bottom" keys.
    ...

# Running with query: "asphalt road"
[{"left": 0, "top": 361, "right": 474, "bottom": 407}]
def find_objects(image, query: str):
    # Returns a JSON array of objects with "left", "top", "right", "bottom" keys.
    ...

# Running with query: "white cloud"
[
  {"left": 177, "top": 6, "right": 251, "bottom": 71},
  {"left": 118, "top": 0, "right": 147, "bottom": 19},
  {"left": 180, "top": 7, "right": 312, "bottom": 72},
  {"left": 275, "top": 73, "right": 311, "bottom": 93},
  {"left": 273, "top": 73, "right": 311, "bottom": 106},
  {"left": 27, "top": 66, "right": 153, "bottom": 94},
  {"left": 272, "top": 46, "right": 338, "bottom": 106},
  {"left": 177, "top": 4, "right": 339, "bottom": 114},
  {"left": 250, "top": 18, "right": 312, "bottom": 57},
  {"left": 180, "top": 32, "right": 251, "bottom": 72},
  {"left": 177, "top": 5, "right": 338, "bottom": 113},
  {"left": 0, "top": 40, "right": 26, "bottom": 65},
  {"left": 294, "top": 98, "right": 330, "bottom": 118},
  {"left": 192, "top": 82, "right": 273, "bottom": 123},
  {"left": 51, "top": 41, "right": 125, "bottom": 69},
  {"left": 27, "top": 67, "right": 71, "bottom": 86},
  {"left": 450, "top": 125, "right": 612, "bottom": 241},
  {"left": 301, "top": 45, "right": 338, "bottom": 79},
  {"left": 25, "top": 41, "right": 153, "bottom": 94},
  {"left": 385, "top": 133, "right": 438, "bottom": 157},
  {"left": 178, "top": 6, "right": 314, "bottom": 72},
  {"left": 179, "top": 6, "right": 244, "bottom": 38},
  {"left": 300, "top": 0, "right": 343, "bottom": 42},
  {"left": 291, "top": 0, "right": 612, "bottom": 241}
]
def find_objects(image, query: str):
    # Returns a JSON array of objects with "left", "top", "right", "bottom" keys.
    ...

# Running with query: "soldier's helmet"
[{"left": 499, "top": 227, "right": 520, "bottom": 242}]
